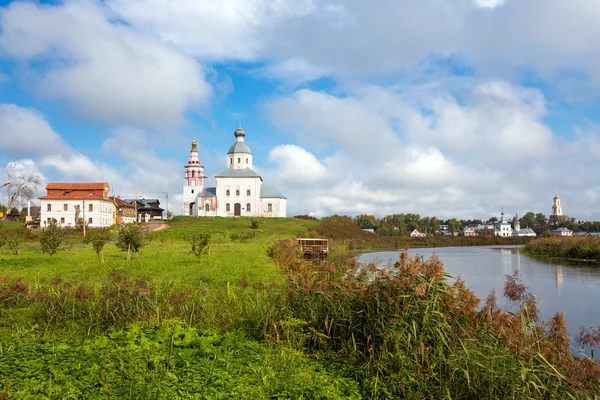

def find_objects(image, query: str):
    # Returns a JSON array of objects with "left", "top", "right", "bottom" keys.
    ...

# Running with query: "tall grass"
[
  {"left": 523, "top": 236, "right": 600, "bottom": 260},
  {"left": 1, "top": 238, "right": 600, "bottom": 398}
]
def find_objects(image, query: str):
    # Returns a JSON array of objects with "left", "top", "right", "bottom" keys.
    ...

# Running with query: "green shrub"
[
  {"left": 39, "top": 223, "right": 64, "bottom": 257},
  {"left": 116, "top": 223, "right": 146, "bottom": 260}
]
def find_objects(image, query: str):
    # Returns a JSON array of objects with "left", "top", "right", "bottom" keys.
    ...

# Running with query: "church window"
[
  {"left": 246, "top": 158, "right": 248, "bottom": 164},
  {"left": 230, "top": 158, "right": 233, "bottom": 165},
  {"left": 247, "top": 203, "right": 251, "bottom": 212},
  {"left": 88, "top": 218, "right": 93, "bottom": 224},
  {"left": 63, "top": 204, "right": 68, "bottom": 211},
  {"left": 268, "top": 203, "right": 272, "bottom": 213},
  {"left": 238, "top": 157, "right": 241, "bottom": 164},
  {"left": 246, "top": 190, "right": 250, "bottom": 196},
  {"left": 60, "top": 217, "right": 65, "bottom": 224},
  {"left": 236, "top": 189, "right": 240, "bottom": 196},
  {"left": 89, "top": 204, "right": 93, "bottom": 212},
  {"left": 192, "top": 171, "right": 195, "bottom": 177},
  {"left": 47, "top": 204, "right": 51, "bottom": 211},
  {"left": 226, "top": 203, "right": 230, "bottom": 212},
  {"left": 226, "top": 189, "right": 230, "bottom": 196},
  {"left": 205, "top": 203, "right": 209, "bottom": 211},
  {"left": 191, "top": 190, "right": 194, "bottom": 194}
]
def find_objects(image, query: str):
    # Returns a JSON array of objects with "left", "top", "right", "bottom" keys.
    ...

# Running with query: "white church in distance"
[{"left": 183, "top": 126, "right": 287, "bottom": 217}]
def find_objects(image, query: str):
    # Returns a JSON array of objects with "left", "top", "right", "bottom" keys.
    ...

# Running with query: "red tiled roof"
[
  {"left": 45, "top": 182, "right": 109, "bottom": 190},
  {"left": 39, "top": 193, "right": 108, "bottom": 200}
]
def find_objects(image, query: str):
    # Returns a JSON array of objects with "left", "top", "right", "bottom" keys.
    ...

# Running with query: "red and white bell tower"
[{"left": 183, "top": 140, "right": 205, "bottom": 215}]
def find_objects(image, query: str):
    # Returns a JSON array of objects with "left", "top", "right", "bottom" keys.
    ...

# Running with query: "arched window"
[
  {"left": 246, "top": 189, "right": 251, "bottom": 196},
  {"left": 246, "top": 203, "right": 251, "bottom": 212},
  {"left": 226, "top": 203, "right": 230, "bottom": 212},
  {"left": 246, "top": 158, "right": 248, "bottom": 164},
  {"left": 236, "top": 189, "right": 240, "bottom": 196},
  {"left": 230, "top": 158, "right": 233, "bottom": 165},
  {"left": 192, "top": 171, "right": 195, "bottom": 177},
  {"left": 226, "top": 189, "right": 230, "bottom": 196},
  {"left": 238, "top": 157, "right": 241, "bottom": 164},
  {"left": 268, "top": 203, "right": 272, "bottom": 212},
  {"left": 205, "top": 203, "right": 209, "bottom": 212}
]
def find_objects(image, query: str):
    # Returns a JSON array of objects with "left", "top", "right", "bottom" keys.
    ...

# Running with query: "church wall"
[
  {"left": 215, "top": 176, "right": 262, "bottom": 217},
  {"left": 260, "top": 198, "right": 286, "bottom": 218}
]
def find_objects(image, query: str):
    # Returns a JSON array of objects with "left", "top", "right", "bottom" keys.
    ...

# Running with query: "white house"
[
  {"left": 463, "top": 226, "right": 478, "bottom": 237},
  {"left": 183, "top": 126, "right": 287, "bottom": 217},
  {"left": 40, "top": 182, "right": 116, "bottom": 228},
  {"left": 410, "top": 229, "right": 427, "bottom": 237},
  {"left": 554, "top": 227, "right": 573, "bottom": 237}
]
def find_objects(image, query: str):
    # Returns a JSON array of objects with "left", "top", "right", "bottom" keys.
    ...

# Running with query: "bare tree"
[{"left": 3, "top": 162, "right": 43, "bottom": 211}]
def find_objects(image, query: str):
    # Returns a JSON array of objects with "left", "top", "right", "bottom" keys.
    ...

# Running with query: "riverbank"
[
  {"left": 522, "top": 236, "right": 600, "bottom": 261},
  {"left": 310, "top": 215, "right": 534, "bottom": 251}
]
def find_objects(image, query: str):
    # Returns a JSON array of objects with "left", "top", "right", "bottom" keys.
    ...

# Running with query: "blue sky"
[{"left": 1, "top": 0, "right": 600, "bottom": 219}]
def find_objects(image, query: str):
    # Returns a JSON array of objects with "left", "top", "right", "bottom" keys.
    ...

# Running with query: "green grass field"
[
  {"left": 0, "top": 217, "right": 319, "bottom": 286},
  {"left": 1, "top": 217, "right": 599, "bottom": 399}
]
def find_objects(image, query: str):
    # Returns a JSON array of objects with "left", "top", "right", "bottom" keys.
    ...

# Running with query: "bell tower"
[
  {"left": 183, "top": 140, "right": 205, "bottom": 216},
  {"left": 550, "top": 191, "right": 563, "bottom": 225}
]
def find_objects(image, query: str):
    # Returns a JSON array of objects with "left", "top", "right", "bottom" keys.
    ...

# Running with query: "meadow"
[{"left": 0, "top": 217, "right": 599, "bottom": 399}]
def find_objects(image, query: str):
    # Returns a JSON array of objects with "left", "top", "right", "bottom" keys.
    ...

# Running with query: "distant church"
[
  {"left": 183, "top": 126, "right": 287, "bottom": 217},
  {"left": 549, "top": 191, "right": 563, "bottom": 225}
]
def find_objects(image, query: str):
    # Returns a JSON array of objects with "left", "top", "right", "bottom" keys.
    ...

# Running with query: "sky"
[{"left": 1, "top": 0, "right": 600, "bottom": 220}]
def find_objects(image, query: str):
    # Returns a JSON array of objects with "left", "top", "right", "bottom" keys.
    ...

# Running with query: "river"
[{"left": 358, "top": 246, "right": 600, "bottom": 342}]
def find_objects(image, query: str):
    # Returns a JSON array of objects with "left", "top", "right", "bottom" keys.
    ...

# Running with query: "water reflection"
[
  {"left": 358, "top": 246, "right": 600, "bottom": 342},
  {"left": 556, "top": 265, "right": 563, "bottom": 295}
]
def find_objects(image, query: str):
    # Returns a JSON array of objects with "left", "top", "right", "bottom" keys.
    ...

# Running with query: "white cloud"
[
  {"left": 472, "top": 0, "right": 506, "bottom": 9},
  {"left": 0, "top": 104, "right": 68, "bottom": 157},
  {"left": 0, "top": 1, "right": 211, "bottom": 128},
  {"left": 267, "top": 144, "right": 328, "bottom": 183},
  {"left": 263, "top": 81, "right": 600, "bottom": 219}
]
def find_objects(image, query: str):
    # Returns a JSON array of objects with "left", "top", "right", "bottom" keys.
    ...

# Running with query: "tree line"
[{"left": 353, "top": 212, "right": 600, "bottom": 236}]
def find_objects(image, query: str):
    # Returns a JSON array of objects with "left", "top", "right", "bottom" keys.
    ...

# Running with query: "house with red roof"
[{"left": 40, "top": 182, "right": 116, "bottom": 228}]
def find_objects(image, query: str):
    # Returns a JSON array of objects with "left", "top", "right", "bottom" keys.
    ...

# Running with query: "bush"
[
  {"left": 39, "top": 223, "right": 64, "bottom": 257},
  {"left": 84, "top": 228, "right": 112, "bottom": 263},
  {"left": 188, "top": 231, "right": 211, "bottom": 261},
  {"left": 116, "top": 224, "right": 146, "bottom": 260},
  {"left": 251, "top": 219, "right": 260, "bottom": 229}
]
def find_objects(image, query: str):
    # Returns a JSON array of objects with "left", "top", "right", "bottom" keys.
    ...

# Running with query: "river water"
[{"left": 358, "top": 246, "right": 600, "bottom": 341}]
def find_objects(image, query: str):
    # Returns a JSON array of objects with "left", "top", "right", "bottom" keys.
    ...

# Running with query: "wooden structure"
[{"left": 297, "top": 238, "right": 328, "bottom": 258}]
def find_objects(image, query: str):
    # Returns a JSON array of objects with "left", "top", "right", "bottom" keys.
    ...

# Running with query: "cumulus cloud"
[
  {"left": 0, "top": 1, "right": 211, "bottom": 128},
  {"left": 263, "top": 81, "right": 600, "bottom": 219},
  {"left": 0, "top": 104, "right": 68, "bottom": 157}
]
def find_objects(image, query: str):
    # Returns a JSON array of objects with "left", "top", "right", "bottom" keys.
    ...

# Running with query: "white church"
[{"left": 183, "top": 126, "right": 287, "bottom": 217}]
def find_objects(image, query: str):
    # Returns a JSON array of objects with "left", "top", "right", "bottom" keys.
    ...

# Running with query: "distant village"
[{"left": 355, "top": 192, "right": 593, "bottom": 238}]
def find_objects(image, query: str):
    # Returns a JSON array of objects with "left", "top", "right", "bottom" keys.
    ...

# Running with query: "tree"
[
  {"left": 84, "top": 229, "right": 112, "bottom": 263},
  {"left": 40, "top": 223, "right": 64, "bottom": 257},
  {"left": 535, "top": 213, "right": 547, "bottom": 225},
  {"left": 188, "top": 232, "right": 211, "bottom": 261},
  {"left": 3, "top": 161, "right": 42, "bottom": 211},
  {"left": 448, "top": 218, "right": 460, "bottom": 234},
  {"left": 116, "top": 224, "right": 146, "bottom": 260},
  {"left": 0, "top": 229, "right": 23, "bottom": 255},
  {"left": 354, "top": 214, "right": 377, "bottom": 230},
  {"left": 488, "top": 217, "right": 498, "bottom": 224},
  {"left": 521, "top": 212, "right": 536, "bottom": 229}
]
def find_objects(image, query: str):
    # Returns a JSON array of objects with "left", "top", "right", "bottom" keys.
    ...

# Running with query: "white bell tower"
[{"left": 183, "top": 140, "right": 205, "bottom": 216}]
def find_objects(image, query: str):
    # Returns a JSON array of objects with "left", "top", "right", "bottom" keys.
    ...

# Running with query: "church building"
[{"left": 183, "top": 126, "right": 287, "bottom": 217}]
